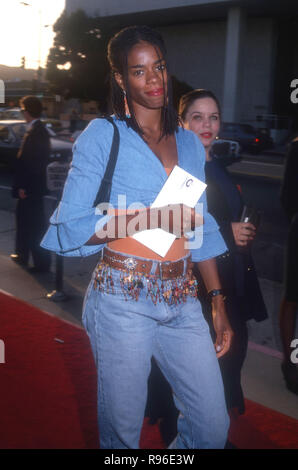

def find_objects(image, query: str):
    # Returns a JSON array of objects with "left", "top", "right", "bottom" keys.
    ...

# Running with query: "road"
[{"left": 229, "top": 150, "right": 284, "bottom": 179}]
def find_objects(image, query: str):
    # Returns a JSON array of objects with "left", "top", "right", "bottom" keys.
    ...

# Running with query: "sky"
[{"left": 0, "top": 0, "right": 65, "bottom": 70}]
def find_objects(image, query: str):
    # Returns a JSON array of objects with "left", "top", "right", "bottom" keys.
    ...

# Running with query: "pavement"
[
  {"left": 228, "top": 150, "right": 285, "bottom": 181},
  {"left": 229, "top": 158, "right": 283, "bottom": 181},
  {"left": 0, "top": 187, "right": 298, "bottom": 423}
]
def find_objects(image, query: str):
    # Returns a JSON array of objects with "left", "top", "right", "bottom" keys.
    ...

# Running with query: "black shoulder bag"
[{"left": 93, "top": 117, "right": 120, "bottom": 210}]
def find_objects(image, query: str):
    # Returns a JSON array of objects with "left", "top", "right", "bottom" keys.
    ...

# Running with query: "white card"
[{"left": 133, "top": 166, "right": 206, "bottom": 257}]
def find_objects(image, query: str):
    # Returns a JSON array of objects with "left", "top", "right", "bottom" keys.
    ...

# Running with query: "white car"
[
  {"left": 0, "top": 119, "right": 73, "bottom": 169},
  {"left": 0, "top": 107, "right": 23, "bottom": 120}
]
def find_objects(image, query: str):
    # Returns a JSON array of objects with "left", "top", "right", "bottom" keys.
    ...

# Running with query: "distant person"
[
  {"left": 11, "top": 95, "right": 51, "bottom": 272},
  {"left": 279, "top": 136, "right": 298, "bottom": 394},
  {"left": 180, "top": 89, "right": 268, "bottom": 414}
]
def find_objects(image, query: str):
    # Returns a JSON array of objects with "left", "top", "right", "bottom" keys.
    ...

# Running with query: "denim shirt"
[{"left": 41, "top": 117, "right": 227, "bottom": 261}]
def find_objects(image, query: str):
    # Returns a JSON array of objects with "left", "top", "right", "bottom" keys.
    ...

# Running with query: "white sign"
[{"left": 46, "top": 161, "right": 69, "bottom": 191}]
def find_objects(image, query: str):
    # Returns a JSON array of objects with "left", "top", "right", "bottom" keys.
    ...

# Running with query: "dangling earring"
[{"left": 123, "top": 90, "right": 130, "bottom": 118}]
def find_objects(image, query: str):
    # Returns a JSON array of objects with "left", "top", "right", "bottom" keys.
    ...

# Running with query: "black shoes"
[{"left": 281, "top": 361, "right": 298, "bottom": 395}]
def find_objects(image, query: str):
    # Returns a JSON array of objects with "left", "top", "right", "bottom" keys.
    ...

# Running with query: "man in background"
[{"left": 11, "top": 95, "right": 51, "bottom": 273}]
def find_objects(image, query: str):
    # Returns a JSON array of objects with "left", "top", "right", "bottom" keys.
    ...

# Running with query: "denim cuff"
[{"left": 41, "top": 201, "right": 112, "bottom": 257}]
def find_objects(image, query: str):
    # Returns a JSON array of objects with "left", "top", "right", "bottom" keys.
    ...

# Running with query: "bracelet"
[{"left": 207, "top": 289, "right": 226, "bottom": 300}]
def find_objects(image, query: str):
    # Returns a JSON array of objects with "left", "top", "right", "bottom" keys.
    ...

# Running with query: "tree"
[
  {"left": 46, "top": 10, "right": 116, "bottom": 110},
  {"left": 46, "top": 11, "right": 194, "bottom": 115}
]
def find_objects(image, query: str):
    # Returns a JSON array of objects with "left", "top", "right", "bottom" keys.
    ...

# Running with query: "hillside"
[{"left": 0, "top": 64, "right": 40, "bottom": 81}]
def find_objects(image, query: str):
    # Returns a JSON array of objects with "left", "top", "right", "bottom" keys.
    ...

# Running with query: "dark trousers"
[{"left": 15, "top": 196, "right": 51, "bottom": 270}]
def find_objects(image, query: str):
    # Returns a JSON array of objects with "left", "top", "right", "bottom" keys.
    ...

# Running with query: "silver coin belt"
[{"left": 93, "top": 261, "right": 198, "bottom": 305}]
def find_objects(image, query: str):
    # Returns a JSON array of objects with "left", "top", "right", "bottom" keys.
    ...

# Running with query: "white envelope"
[{"left": 133, "top": 165, "right": 206, "bottom": 257}]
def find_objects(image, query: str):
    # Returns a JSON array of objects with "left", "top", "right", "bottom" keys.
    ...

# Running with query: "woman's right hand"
[
  {"left": 231, "top": 221, "right": 256, "bottom": 247},
  {"left": 157, "top": 204, "right": 203, "bottom": 238}
]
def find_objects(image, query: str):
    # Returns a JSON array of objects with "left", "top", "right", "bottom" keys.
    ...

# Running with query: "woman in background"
[{"left": 180, "top": 89, "right": 268, "bottom": 414}]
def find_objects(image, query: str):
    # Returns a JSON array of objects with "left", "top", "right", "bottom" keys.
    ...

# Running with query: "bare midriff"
[{"left": 107, "top": 167, "right": 189, "bottom": 262}]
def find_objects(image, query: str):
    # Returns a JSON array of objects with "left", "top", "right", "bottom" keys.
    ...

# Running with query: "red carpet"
[{"left": 0, "top": 291, "right": 297, "bottom": 449}]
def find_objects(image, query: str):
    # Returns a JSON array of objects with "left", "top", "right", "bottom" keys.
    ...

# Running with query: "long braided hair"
[{"left": 107, "top": 25, "right": 179, "bottom": 138}]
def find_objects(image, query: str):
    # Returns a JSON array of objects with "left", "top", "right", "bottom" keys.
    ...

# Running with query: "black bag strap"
[{"left": 93, "top": 116, "right": 120, "bottom": 208}]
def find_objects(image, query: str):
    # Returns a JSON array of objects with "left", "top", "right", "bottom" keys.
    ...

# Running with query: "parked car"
[
  {"left": 42, "top": 118, "right": 64, "bottom": 134},
  {"left": 211, "top": 139, "right": 241, "bottom": 166},
  {"left": 0, "top": 107, "right": 23, "bottom": 120},
  {"left": 0, "top": 108, "right": 65, "bottom": 133},
  {"left": 219, "top": 122, "right": 273, "bottom": 154},
  {"left": 0, "top": 120, "right": 73, "bottom": 170}
]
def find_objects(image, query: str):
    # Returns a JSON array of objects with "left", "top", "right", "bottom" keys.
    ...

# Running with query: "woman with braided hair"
[{"left": 42, "top": 26, "right": 232, "bottom": 449}]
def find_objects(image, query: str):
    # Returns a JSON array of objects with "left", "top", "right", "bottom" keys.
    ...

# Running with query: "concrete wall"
[
  {"left": 159, "top": 21, "right": 226, "bottom": 104},
  {"left": 159, "top": 17, "right": 275, "bottom": 123},
  {"left": 239, "top": 18, "right": 275, "bottom": 123}
]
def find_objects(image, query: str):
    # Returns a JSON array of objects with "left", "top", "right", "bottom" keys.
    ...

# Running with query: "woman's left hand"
[{"left": 211, "top": 296, "right": 233, "bottom": 358}]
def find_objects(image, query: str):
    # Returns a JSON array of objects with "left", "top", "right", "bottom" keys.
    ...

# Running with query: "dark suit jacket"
[
  {"left": 197, "top": 159, "right": 267, "bottom": 322},
  {"left": 12, "top": 119, "right": 50, "bottom": 198}
]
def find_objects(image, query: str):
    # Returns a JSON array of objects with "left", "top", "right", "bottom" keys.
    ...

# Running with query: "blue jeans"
[{"left": 82, "top": 253, "right": 229, "bottom": 449}]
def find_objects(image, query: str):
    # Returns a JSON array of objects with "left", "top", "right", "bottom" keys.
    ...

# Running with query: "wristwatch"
[{"left": 207, "top": 289, "right": 226, "bottom": 301}]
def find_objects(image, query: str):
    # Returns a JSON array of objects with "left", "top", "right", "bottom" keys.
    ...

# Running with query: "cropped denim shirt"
[{"left": 41, "top": 117, "right": 227, "bottom": 261}]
